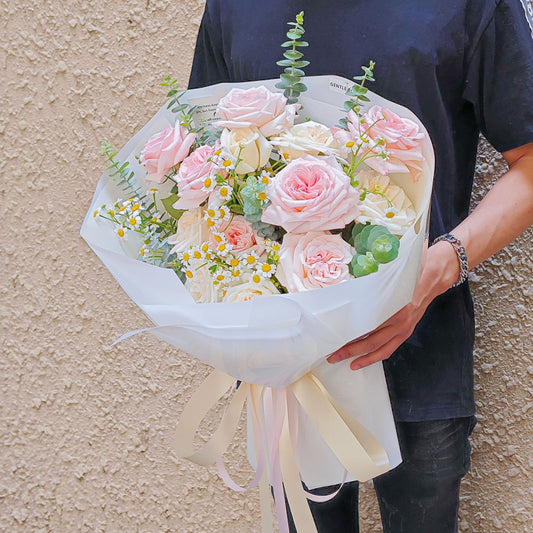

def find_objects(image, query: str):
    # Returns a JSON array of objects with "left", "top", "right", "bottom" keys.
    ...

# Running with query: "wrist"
[{"left": 416, "top": 241, "right": 462, "bottom": 306}]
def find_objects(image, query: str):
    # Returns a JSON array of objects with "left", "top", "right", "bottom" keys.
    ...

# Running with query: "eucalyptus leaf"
[
  {"left": 350, "top": 253, "right": 379, "bottom": 277},
  {"left": 161, "top": 194, "right": 185, "bottom": 221}
]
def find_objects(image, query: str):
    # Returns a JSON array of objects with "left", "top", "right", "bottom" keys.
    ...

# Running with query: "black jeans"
[{"left": 287, "top": 416, "right": 477, "bottom": 533}]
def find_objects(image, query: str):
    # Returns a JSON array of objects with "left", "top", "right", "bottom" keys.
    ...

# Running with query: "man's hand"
[
  {"left": 327, "top": 141, "right": 533, "bottom": 371},
  {"left": 327, "top": 241, "right": 460, "bottom": 370}
]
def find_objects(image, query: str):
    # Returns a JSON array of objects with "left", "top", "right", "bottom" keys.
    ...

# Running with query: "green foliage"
[
  {"left": 338, "top": 61, "right": 376, "bottom": 128},
  {"left": 349, "top": 223, "right": 400, "bottom": 277},
  {"left": 275, "top": 11, "right": 309, "bottom": 104},
  {"left": 100, "top": 141, "right": 152, "bottom": 211},
  {"left": 350, "top": 252, "right": 379, "bottom": 277},
  {"left": 240, "top": 175, "right": 267, "bottom": 223},
  {"left": 161, "top": 76, "right": 199, "bottom": 131},
  {"left": 161, "top": 193, "right": 185, "bottom": 221}
]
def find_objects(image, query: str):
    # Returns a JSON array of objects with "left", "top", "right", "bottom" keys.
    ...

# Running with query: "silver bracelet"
[{"left": 432, "top": 233, "right": 469, "bottom": 288}]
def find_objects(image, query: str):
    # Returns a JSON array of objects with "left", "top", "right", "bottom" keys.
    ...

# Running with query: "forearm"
[{"left": 432, "top": 143, "right": 533, "bottom": 300}]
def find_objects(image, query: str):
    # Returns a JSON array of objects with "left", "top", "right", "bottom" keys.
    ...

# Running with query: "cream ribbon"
[{"left": 171, "top": 369, "right": 390, "bottom": 532}]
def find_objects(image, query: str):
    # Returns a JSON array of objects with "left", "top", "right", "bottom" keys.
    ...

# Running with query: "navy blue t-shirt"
[{"left": 188, "top": 0, "right": 533, "bottom": 421}]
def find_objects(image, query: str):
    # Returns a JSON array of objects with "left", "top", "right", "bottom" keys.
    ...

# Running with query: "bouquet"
[{"left": 81, "top": 12, "right": 434, "bottom": 533}]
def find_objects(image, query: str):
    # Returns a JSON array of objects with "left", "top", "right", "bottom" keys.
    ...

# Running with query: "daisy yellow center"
[
  {"left": 346, "top": 141, "right": 355, "bottom": 148},
  {"left": 193, "top": 251, "right": 202, "bottom": 259},
  {"left": 117, "top": 228, "right": 125, "bottom": 238},
  {"left": 386, "top": 211, "right": 395, "bottom": 218},
  {"left": 257, "top": 192, "right": 267, "bottom": 201},
  {"left": 246, "top": 256, "right": 256, "bottom": 265},
  {"left": 185, "top": 271, "right": 193, "bottom": 279},
  {"left": 261, "top": 264, "right": 272, "bottom": 273},
  {"left": 204, "top": 177, "right": 212, "bottom": 188},
  {"left": 223, "top": 160, "right": 232, "bottom": 167},
  {"left": 230, "top": 258, "right": 239, "bottom": 267},
  {"left": 252, "top": 274, "right": 261, "bottom": 283},
  {"left": 207, "top": 209, "right": 216, "bottom": 218}
]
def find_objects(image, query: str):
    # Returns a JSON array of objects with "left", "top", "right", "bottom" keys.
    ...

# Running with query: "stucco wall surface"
[{"left": 0, "top": 1, "right": 531, "bottom": 532}]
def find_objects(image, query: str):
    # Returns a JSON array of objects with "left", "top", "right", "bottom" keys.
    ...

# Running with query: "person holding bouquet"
[{"left": 188, "top": 1, "right": 533, "bottom": 532}]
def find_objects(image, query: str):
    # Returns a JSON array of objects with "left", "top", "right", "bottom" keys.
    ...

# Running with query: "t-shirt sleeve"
[
  {"left": 188, "top": 0, "right": 230, "bottom": 89},
  {"left": 462, "top": 0, "right": 533, "bottom": 152}
]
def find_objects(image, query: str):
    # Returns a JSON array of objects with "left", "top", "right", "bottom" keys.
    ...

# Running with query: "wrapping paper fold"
[{"left": 81, "top": 75, "right": 435, "bottom": 490}]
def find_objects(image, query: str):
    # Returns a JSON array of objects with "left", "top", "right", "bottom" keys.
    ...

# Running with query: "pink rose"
[
  {"left": 140, "top": 124, "right": 196, "bottom": 183},
  {"left": 261, "top": 155, "right": 360, "bottom": 233},
  {"left": 277, "top": 232, "right": 353, "bottom": 292},
  {"left": 209, "top": 215, "right": 265, "bottom": 256},
  {"left": 173, "top": 144, "right": 219, "bottom": 209},
  {"left": 214, "top": 86, "right": 299, "bottom": 137},
  {"left": 334, "top": 106, "right": 425, "bottom": 182}
]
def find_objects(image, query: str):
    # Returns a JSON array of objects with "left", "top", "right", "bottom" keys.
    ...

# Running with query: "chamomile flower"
[
  {"left": 116, "top": 226, "right": 127, "bottom": 239},
  {"left": 243, "top": 251, "right": 260, "bottom": 266},
  {"left": 216, "top": 183, "right": 233, "bottom": 202},
  {"left": 385, "top": 206, "right": 397, "bottom": 219},
  {"left": 201, "top": 175, "right": 217, "bottom": 193},
  {"left": 128, "top": 215, "right": 141, "bottom": 228},
  {"left": 259, "top": 169, "right": 272, "bottom": 185},
  {"left": 256, "top": 262, "right": 276, "bottom": 278}
]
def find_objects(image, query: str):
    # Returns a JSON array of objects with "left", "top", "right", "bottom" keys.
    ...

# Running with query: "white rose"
[
  {"left": 355, "top": 170, "right": 417, "bottom": 235},
  {"left": 185, "top": 266, "right": 220, "bottom": 303},
  {"left": 167, "top": 208, "right": 210, "bottom": 255},
  {"left": 220, "top": 127, "right": 272, "bottom": 174},
  {"left": 222, "top": 279, "right": 279, "bottom": 302},
  {"left": 270, "top": 121, "right": 341, "bottom": 159}
]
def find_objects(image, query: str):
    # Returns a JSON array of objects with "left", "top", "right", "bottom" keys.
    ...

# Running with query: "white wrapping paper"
[{"left": 81, "top": 76, "right": 434, "bottom": 488}]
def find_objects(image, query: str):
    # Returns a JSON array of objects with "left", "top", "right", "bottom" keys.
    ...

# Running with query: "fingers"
[
  {"left": 327, "top": 324, "right": 395, "bottom": 363},
  {"left": 349, "top": 337, "right": 403, "bottom": 370}
]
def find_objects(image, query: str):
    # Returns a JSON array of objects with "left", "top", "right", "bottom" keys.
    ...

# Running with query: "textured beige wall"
[{"left": 1, "top": 1, "right": 532, "bottom": 532}]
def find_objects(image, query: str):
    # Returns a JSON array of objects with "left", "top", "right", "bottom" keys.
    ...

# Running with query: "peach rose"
[
  {"left": 174, "top": 144, "right": 219, "bottom": 209},
  {"left": 209, "top": 215, "right": 265, "bottom": 256},
  {"left": 220, "top": 127, "right": 272, "bottom": 174},
  {"left": 277, "top": 232, "right": 353, "bottom": 292},
  {"left": 261, "top": 155, "right": 360, "bottom": 233},
  {"left": 140, "top": 124, "right": 196, "bottom": 183},
  {"left": 270, "top": 121, "right": 341, "bottom": 159},
  {"left": 335, "top": 106, "right": 425, "bottom": 182},
  {"left": 214, "top": 86, "right": 299, "bottom": 137}
]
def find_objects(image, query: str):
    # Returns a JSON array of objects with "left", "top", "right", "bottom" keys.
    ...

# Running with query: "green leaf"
[
  {"left": 161, "top": 194, "right": 185, "bottom": 221},
  {"left": 290, "top": 60, "right": 310, "bottom": 68},
  {"left": 284, "top": 67, "right": 306, "bottom": 77},
  {"left": 370, "top": 233, "right": 400, "bottom": 263},
  {"left": 280, "top": 72, "right": 301, "bottom": 84},
  {"left": 275, "top": 80, "right": 291, "bottom": 90},
  {"left": 283, "top": 50, "right": 304, "bottom": 60},
  {"left": 277, "top": 59, "right": 294, "bottom": 67},
  {"left": 281, "top": 40, "right": 309, "bottom": 48},
  {"left": 286, "top": 30, "right": 303, "bottom": 40},
  {"left": 290, "top": 82, "right": 307, "bottom": 93},
  {"left": 229, "top": 203, "right": 244, "bottom": 215},
  {"left": 350, "top": 223, "right": 367, "bottom": 246},
  {"left": 350, "top": 253, "right": 379, "bottom": 277},
  {"left": 348, "top": 85, "right": 368, "bottom": 96}
]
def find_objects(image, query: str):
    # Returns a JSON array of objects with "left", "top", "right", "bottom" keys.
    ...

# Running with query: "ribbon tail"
[
  {"left": 172, "top": 369, "right": 248, "bottom": 467},
  {"left": 291, "top": 373, "right": 390, "bottom": 482},
  {"left": 279, "top": 388, "right": 319, "bottom": 533}
]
